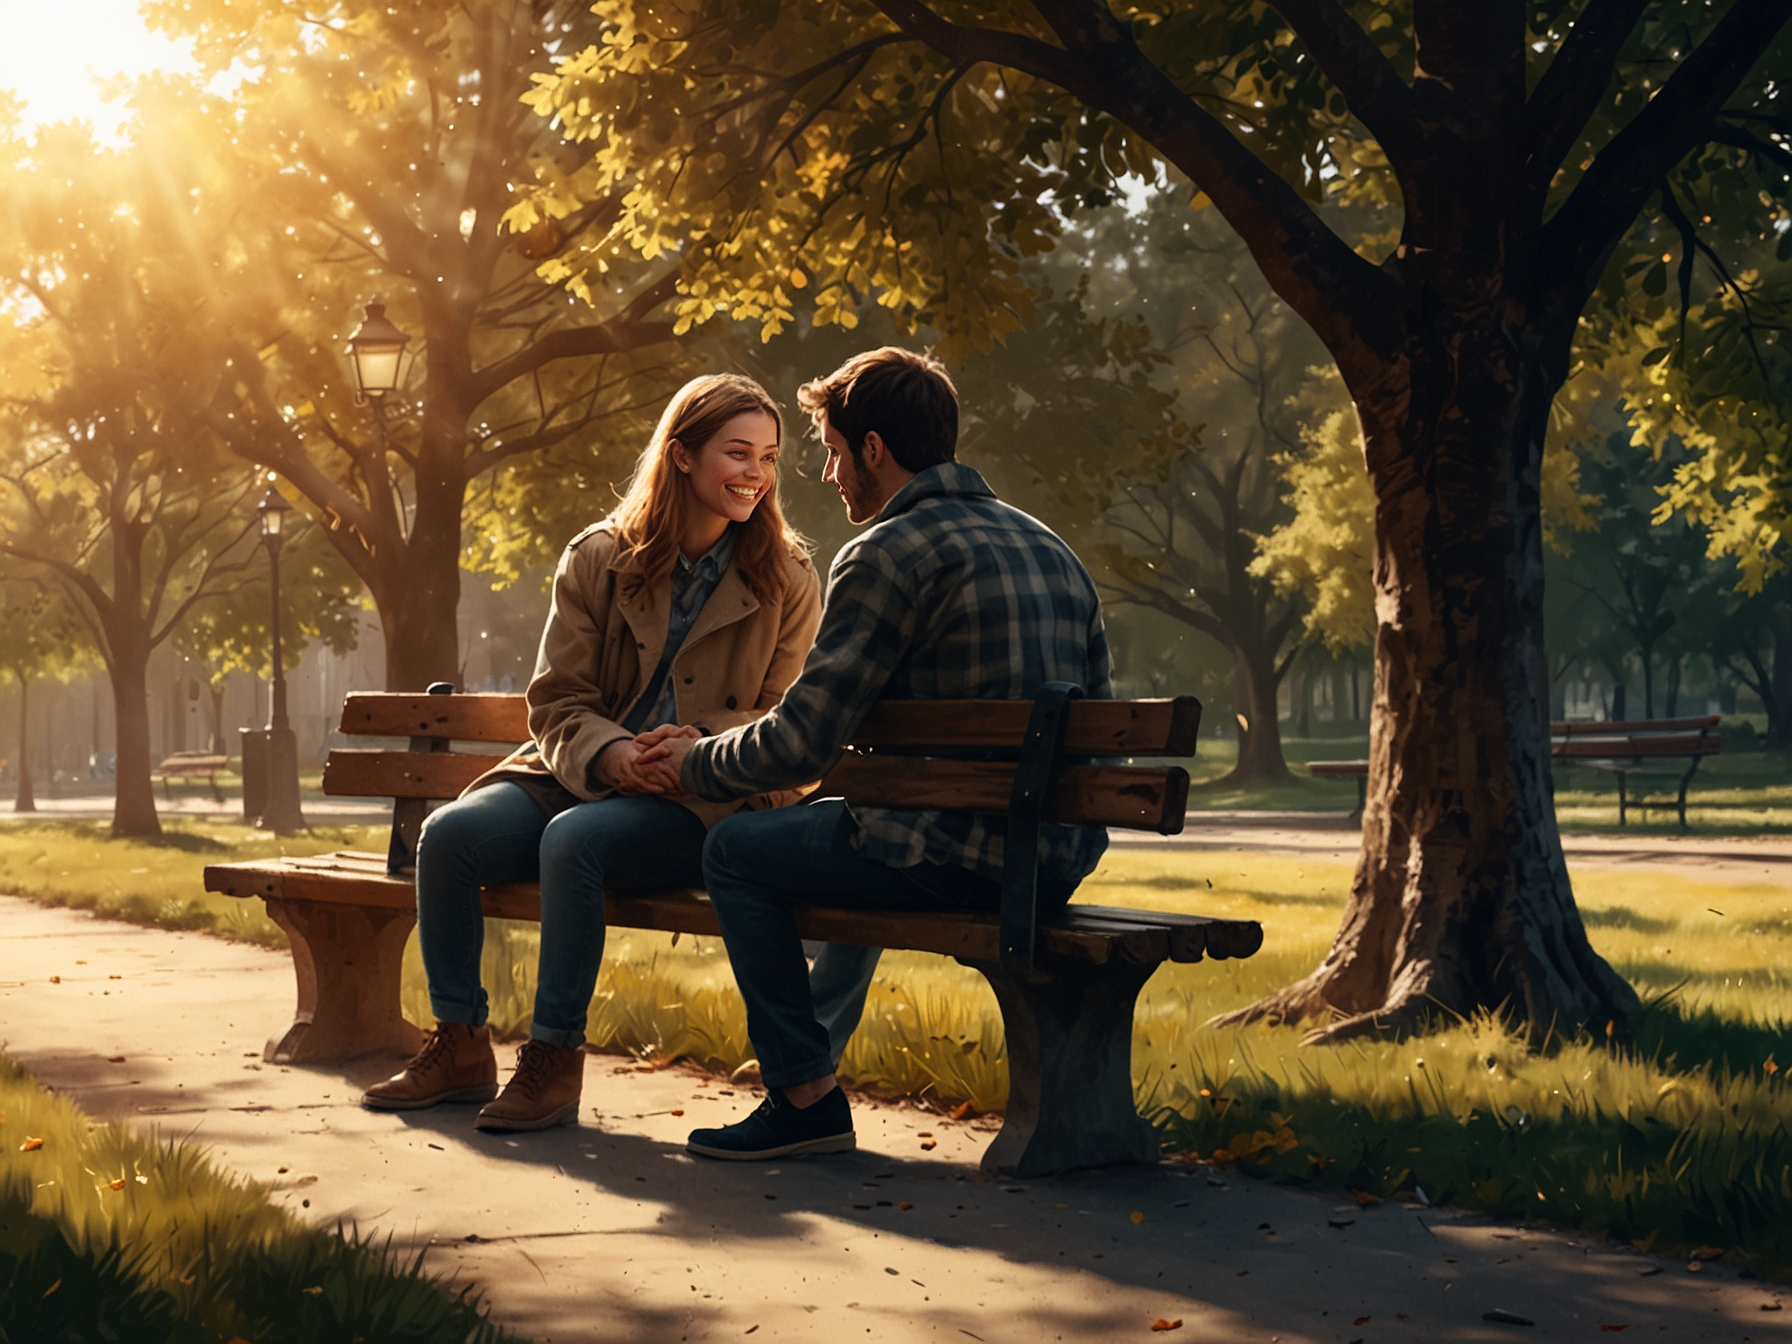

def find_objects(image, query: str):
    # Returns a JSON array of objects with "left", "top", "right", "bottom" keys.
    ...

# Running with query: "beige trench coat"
[{"left": 466, "top": 522, "right": 822, "bottom": 827}]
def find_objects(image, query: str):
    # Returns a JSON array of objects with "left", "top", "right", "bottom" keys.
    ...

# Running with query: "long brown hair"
[{"left": 607, "top": 374, "right": 805, "bottom": 601}]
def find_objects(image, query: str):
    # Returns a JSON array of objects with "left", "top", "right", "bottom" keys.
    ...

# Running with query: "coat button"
[{"left": 725, "top": 695, "right": 738, "bottom": 709}]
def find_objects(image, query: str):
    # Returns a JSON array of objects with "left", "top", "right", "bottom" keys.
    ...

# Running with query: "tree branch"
[
  {"left": 865, "top": 0, "right": 1402, "bottom": 368},
  {"left": 464, "top": 272, "right": 679, "bottom": 407},
  {"left": 1264, "top": 0, "right": 1417, "bottom": 169},
  {"left": 1523, "top": 0, "right": 1651, "bottom": 200},
  {"left": 1541, "top": 0, "right": 1792, "bottom": 309}
]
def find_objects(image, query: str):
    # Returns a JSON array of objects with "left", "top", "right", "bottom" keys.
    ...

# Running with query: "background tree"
[
  {"left": 151, "top": 0, "right": 682, "bottom": 689},
  {"left": 0, "top": 118, "right": 266, "bottom": 837},
  {"left": 0, "top": 578, "right": 90, "bottom": 813}
]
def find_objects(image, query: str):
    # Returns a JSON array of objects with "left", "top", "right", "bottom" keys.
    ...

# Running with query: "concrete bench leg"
[
  {"left": 962, "top": 954, "right": 1161, "bottom": 1178},
  {"left": 261, "top": 898, "right": 423, "bottom": 1065}
]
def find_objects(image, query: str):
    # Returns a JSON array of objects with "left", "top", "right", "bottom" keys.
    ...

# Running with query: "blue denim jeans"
[
  {"left": 414, "top": 782, "right": 706, "bottom": 1047},
  {"left": 704, "top": 799, "right": 1050, "bottom": 1090}
]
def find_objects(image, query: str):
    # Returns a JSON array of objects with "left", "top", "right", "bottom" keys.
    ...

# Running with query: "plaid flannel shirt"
[{"left": 681, "top": 462, "right": 1112, "bottom": 884}]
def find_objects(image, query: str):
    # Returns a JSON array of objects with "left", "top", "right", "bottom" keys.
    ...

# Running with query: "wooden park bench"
[
  {"left": 1309, "top": 714, "right": 1723, "bottom": 828},
  {"left": 203, "top": 685, "right": 1262, "bottom": 1178},
  {"left": 152, "top": 749, "right": 229, "bottom": 803}
]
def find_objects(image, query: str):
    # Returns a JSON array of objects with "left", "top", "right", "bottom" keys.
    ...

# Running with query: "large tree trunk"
[
  {"left": 13, "top": 674, "right": 34, "bottom": 814},
  {"left": 1218, "top": 330, "right": 1639, "bottom": 1045},
  {"left": 1220, "top": 642, "right": 1292, "bottom": 786},
  {"left": 110, "top": 647, "right": 161, "bottom": 838},
  {"left": 1768, "top": 603, "right": 1792, "bottom": 752},
  {"left": 369, "top": 477, "right": 465, "bottom": 692}
]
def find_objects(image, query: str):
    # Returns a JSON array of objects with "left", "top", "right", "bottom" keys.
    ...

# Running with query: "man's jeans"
[
  {"left": 704, "top": 799, "right": 1065, "bottom": 1090},
  {"left": 414, "top": 782, "right": 706, "bottom": 1047}
]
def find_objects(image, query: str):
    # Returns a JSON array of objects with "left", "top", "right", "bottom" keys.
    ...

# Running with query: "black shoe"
[{"left": 686, "top": 1085, "right": 856, "bottom": 1161}]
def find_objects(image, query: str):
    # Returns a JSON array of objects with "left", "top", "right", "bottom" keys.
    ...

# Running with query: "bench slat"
[
  {"left": 1553, "top": 735, "right": 1721, "bottom": 759},
  {"left": 202, "top": 851, "right": 1256, "bottom": 968},
  {"left": 340, "top": 693, "right": 529, "bottom": 743},
  {"left": 821, "top": 757, "right": 1189, "bottom": 834},
  {"left": 1552, "top": 715, "right": 1719, "bottom": 735},
  {"left": 851, "top": 697, "right": 1202, "bottom": 756},
  {"left": 323, "top": 749, "right": 505, "bottom": 799}
]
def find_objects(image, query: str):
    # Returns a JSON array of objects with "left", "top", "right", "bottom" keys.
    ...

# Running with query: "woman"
[{"left": 362, "top": 374, "right": 820, "bottom": 1131}]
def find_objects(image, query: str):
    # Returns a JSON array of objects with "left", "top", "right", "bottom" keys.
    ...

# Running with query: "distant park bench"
[
  {"left": 202, "top": 685, "right": 1262, "bottom": 1178},
  {"left": 152, "top": 750, "right": 229, "bottom": 803},
  {"left": 1309, "top": 714, "right": 1723, "bottom": 827}
]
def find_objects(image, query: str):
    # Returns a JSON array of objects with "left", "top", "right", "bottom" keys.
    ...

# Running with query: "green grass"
[
  {"left": 0, "top": 1054, "right": 516, "bottom": 1342},
  {"left": 0, "top": 818, "right": 383, "bottom": 947}
]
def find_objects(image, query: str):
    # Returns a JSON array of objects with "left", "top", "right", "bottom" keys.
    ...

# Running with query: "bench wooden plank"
[
  {"left": 822, "top": 758, "right": 1188, "bottom": 833},
  {"left": 340, "top": 693, "right": 530, "bottom": 743},
  {"left": 1553, "top": 714, "right": 1719, "bottom": 735},
  {"left": 201, "top": 851, "right": 1251, "bottom": 968},
  {"left": 341, "top": 692, "right": 1204, "bottom": 756},
  {"left": 1553, "top": 735, "right": 1721, "bottom": 759},
  {"left": 851, "top": 697, "right": 1202, "bottom": 756},
  {"left": 325, "top": 749, "right": 1190, "bottom": 834},
  {"left": 322, "top": 749, "right": 507, "bottom": 799}
]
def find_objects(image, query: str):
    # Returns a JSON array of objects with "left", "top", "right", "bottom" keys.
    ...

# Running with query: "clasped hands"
[{"left": 593, "top": 723, "right": 703, "bottom": 796}]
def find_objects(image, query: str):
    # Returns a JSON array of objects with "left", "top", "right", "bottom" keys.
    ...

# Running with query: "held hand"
[
  {"left": 593, "top": 739, "right": 657, "bottom": 795},
  {"left": 632, "top": 723, "right": 702, "bottom": 751},
  {"left": 632, "top": 732, "right": 697, "bottom": 795}
]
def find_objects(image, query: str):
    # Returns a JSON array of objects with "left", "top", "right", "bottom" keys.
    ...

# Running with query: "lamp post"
[
  {"left": 256, "top": 487, "right": 305, "bottom": 835},
  {"left": 347, "top": 300, "right": 410, "bottom": 414}
]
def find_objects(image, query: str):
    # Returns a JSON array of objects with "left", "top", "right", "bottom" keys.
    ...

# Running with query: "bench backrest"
[
  {"left": 325, "top": 689, "right": 1200, "bottom": 834},
  {"left": 1549, "top": 714, "right": 1722, "bottom": 760},
  {"left": 329, "top": 685, "right": 1201, "bottom": 972}
]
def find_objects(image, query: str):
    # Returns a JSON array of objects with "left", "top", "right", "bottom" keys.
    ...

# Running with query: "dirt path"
[{"left": 0, "top": 896, "right": 1781, "bottom": 1342}]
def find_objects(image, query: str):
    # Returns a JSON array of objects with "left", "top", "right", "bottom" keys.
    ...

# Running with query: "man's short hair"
[{"left": 796, "top": 347, "right": 958, "bottom": 473}]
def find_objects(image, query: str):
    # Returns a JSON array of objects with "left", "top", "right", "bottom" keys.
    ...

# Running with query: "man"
[{"left": 637, "top": 346, "right": 1112, "bottom": 1160}]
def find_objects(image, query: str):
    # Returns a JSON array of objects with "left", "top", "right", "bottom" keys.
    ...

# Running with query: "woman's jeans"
[{"left": 414, "top": 782, "right": 706, "bottom": 1047}]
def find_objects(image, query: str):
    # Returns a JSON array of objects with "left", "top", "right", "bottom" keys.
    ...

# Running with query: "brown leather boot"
[
  {"left": 474, "top": 1039, "right": 585, "bottom": 1132},
  {"left": 361, "top": 1023, "right": 498, "bottom": 1111}
]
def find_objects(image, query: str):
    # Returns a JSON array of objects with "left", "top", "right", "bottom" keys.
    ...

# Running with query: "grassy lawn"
[
  {"left": 0, "top": 818, "right": 384, "bottom": 947},
  {"left": 1190, "top": 732, "right": 1792, "bottom": 835},
  {"left": 1, "top": 816, "right": 1789, "bottom": 1276},
  {"left": 0, "top": 1054, "right": 515, "bottom": 1341}
]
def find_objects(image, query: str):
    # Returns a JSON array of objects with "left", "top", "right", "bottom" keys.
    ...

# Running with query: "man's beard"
[{"left": 842, "top": 448, "right": 881, "bottom": 522}]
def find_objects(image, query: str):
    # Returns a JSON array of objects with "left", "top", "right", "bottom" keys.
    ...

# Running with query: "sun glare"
[{"left": 0, "top": 1, "right": 198, "bottom": 141}]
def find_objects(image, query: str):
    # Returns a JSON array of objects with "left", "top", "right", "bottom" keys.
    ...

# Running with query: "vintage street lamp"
[
  {"left": 256, "top": 487, "right": 306, "bottom": 835},
  {"left": 346, "top": 301, "right": 410, "bottom": 402}
]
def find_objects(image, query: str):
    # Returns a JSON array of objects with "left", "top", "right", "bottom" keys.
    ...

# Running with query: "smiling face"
[
  {"left": 673, "top": 410, "right": 780, "bottom": 526},
  {"left": 819, "top": 416, "right": 884, "bottom": 525}
]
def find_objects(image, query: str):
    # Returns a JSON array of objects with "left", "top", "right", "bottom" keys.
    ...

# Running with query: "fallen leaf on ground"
[
  {"left": 670, "top": 1109, "right": 684, "bottom": 1117},
  {"left": 1687, "top": 1262, "right": 1704, "bottom": 1273},
  {"left": 1354, "top": 1317, "right": 1370, "bottom": 1326},
  {"left": 1482, "top": 1308, "right": 1535, "bottom": 1326},
  {"left": 949, "top": 1101, "right": 975, "bottom": 1121},
  {"left": 1600, "top": 1326, "right": 1630, "bottom": 1333},
  {"left": 1760, "top": 1302, "right": 1782, "bottom": 1312},
  {"left": 48, "top": 976, "right": 59, "bottom": 984},
  {"left": 1149, "top": 1321, "right": 1182, "bottom": 1333},
  {"left": 1352, "top": 1190, "right": 1380, "bottom": 1207},
  {"left": 1631, "top": 1230, "right": 1659, "bottom": 1252},
  {"left": 917, "top": 1131, "right": 934, "bottom": 1138},
  {"left": 898, "top": 1202, "right": 913, "bottom": 1210},
  {"left": 20, "top": 1138, "right": 42, "bottom": 1152},
  {"left": 108, "top": 974, "right": 122, "bottom": 981},
  {"left": 1693, "top": 1245, "right": 1725, "bottom": 1260},
  {"left": 920, "top": 1140, "right": 937, "bottom": 1151},
  {"left": 1130, "top": 1211, "right": 1144, "bottom": 1224},
  {"left": 107, "top": 1056, "right": 126, "bottom": 1064},
  {"left": 294, "top": 1175, "right": 318, "bottom": 1186}
]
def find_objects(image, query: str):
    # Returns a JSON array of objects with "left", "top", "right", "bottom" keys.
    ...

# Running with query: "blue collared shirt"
[
  {"left": 682, "top": 463, "right": 1112, "bottom": 884},
  {"left": 622, "top": 527, "right": 739, "bottom": 733}
]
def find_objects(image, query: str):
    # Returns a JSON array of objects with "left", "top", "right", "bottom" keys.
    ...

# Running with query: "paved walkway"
[{"left": 0, "top": 896, "right": 1780, "bottom": 1342}]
